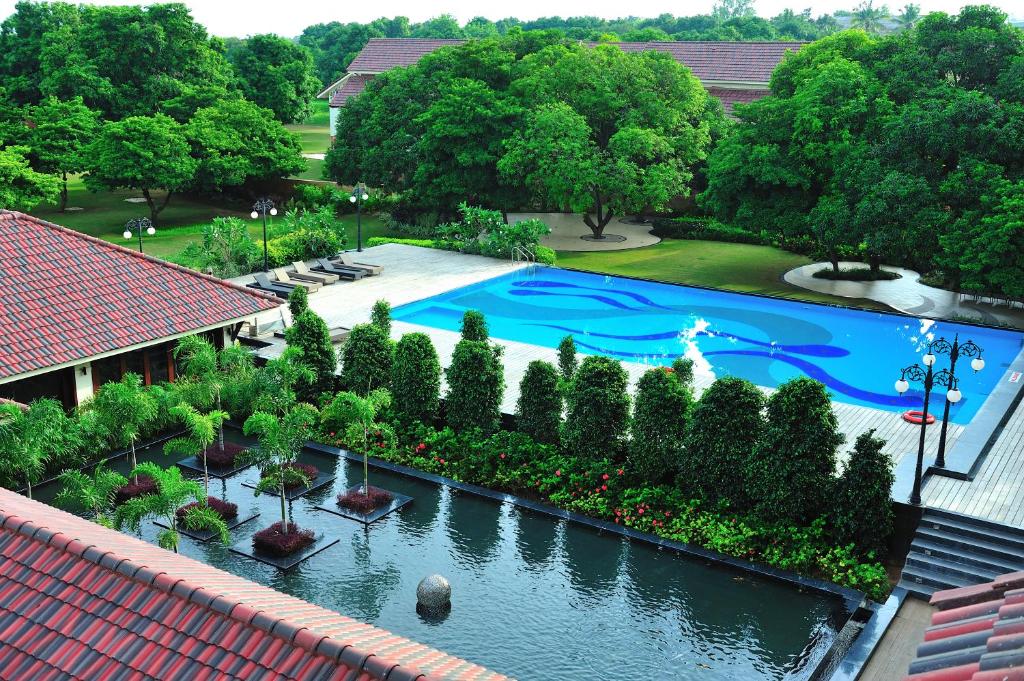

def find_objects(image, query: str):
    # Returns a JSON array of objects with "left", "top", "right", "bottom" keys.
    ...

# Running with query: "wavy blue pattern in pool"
[{"left": 393, "top": 267, "right": 1024, "bottom": 424}]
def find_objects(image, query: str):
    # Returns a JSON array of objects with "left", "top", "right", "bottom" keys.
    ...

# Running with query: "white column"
[{"left": 74, "top": 362, "right": 94, "bottom": 405}]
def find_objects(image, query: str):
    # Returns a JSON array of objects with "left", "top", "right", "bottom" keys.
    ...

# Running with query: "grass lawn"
[
  {"left": 556, "top": 239, "right": 890, "bottom": 310},
  {"left": 286, "top": 99, "right": 331, "bottom": 155},
  {"left": 293, "top": 157, "right": 326, "bottom": 182}
]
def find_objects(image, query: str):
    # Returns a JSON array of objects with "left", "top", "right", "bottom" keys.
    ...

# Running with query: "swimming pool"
[{"left": 393, "top": 267, "right": 1024, "bottom": 424}]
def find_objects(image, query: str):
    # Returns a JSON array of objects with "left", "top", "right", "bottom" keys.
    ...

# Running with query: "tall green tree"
[
  {"left": 445, "top": 339, "right": 504, "bottom": 434},
  {"left": 391, "top": 332, "right": 441, "bottom": 428},
  {"left": 285, "top": 309, "right": 338, "bottom": 401},
  {"left": 84, "top": 114, "right": 198, "bottom": 225},
  {"left": 515, "top": 360, "right": 562, "bottom": 445},
  {"left": 628, "top": 368, "right": 692, "bottom": 484},
  {"left": 27, "top": 95, "right": 99, "bottom": 211},
  {"left": 562, "top": 355, "right": 631, "bottom": 462},
  {"left": 340, "top": 323, "right": 393, "bottom": 395},
  {"left": 89, "top": 373, "right": 158, "bottom": 484},
  {"left": 0, "top": 398, "right": 81, "bottom": 498},
  {"left": 230, "top": 34, "right": 320, "bottom": 123},
  {"left": 834, "top": 430, "right": 894, "bottom": 557},
  {"left": 0, "top": 145, "right": 59, "bottom": 211},
  {"left": 163, "top": 403, "right": 228, "bottom": 497}
]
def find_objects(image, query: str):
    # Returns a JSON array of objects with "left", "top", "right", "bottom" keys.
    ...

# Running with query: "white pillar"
[{"left": 74, "top": 362, "right": 94, "bottom": 405}]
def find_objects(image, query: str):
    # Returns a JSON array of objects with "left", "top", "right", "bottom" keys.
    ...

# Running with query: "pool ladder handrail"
[{"left": 511, "top": 245, "right": 535, "bottom": 265}]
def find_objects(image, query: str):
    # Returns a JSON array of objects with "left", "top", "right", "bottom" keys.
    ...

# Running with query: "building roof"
[
  {"left": 329, "top": 74, "right": 373, "bottom": 108},
  {"left": 0, "top": 211, "right": 281, "bottom": 383},
  {"left": 0, "top": 488, "right": 505, "bottom": 681},
  {"left": 706, "top": 86, "right": 770, "bottom": 113},
  {"left": 339, "top": 37, "right": 803, "bottom": 83},
  {"left": 902, "top": 571, "right": 1024, "bottom": 680}
]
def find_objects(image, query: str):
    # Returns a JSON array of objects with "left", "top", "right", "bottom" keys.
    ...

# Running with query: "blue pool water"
[{"left": 394, "top": 267, "right": 1024, "bottom": 424}]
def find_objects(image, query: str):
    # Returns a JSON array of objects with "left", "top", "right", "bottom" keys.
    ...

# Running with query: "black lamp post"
[
  {"left": 348, "top": 183, "right": 369, "bottom": 252},
  {"left": 927, "top": 334, "right": 985, "bottom": 467},
  {"left": 895, "top": 356, "right": 954, "bottom": 505},
  {"left": 123, "top": 217, "right": 155, "bottom": 254},
  {"left": 250, "top": 198, "right": 277, "bottom": 272}
]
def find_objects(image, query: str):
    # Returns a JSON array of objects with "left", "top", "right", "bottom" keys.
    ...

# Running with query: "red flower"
[
  {"left": 614, "top": 509, "right": 621, "bottom": 516},
  {"left": 616, "top": 469, "right": 624, "bottom": 476},
  {"left": 601, "top": 484, "right": 607, "bottom": 491},
  {"left": 500, "top": 453, "right": 506, "bottom": 459},
  {"left": 664, "top": 511, "right": 671, "bottom": 518},
  {"left": 614, "top": 517, "right": 619, "bottom": 524},
  {"left": 601, "top": 473, "right": 609, "bottom": 481},
  {"left": 555, "top": 469, "right": 561, "bottom": 477},
  {"left": 638, "top": 508, "right": 645, "bottom": 515},
  {"left": 329, "top": 431, "right": 335, "bottom": 436},
  {"left": 439, "top": 458, "right": 446, "bottom": 464},
  {"left": 416, "top": 443, "right": 425, "bottom": 451},
  {"left": 595, "top": 487, "right": 601, "bottom": 493}
]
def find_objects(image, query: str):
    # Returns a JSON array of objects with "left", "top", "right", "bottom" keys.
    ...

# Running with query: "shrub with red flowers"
[
  {"left": 204, "top": 442, "right": 246, "bottom": 469},
  {"left": 176, "top": 496, "right": 239, "bottom": 522},
  {"left": 252, "top": 521, "right": 315, "bottom": 557},
  {"left": 337, "top": 486, "right": 394, "bottom": 514}
]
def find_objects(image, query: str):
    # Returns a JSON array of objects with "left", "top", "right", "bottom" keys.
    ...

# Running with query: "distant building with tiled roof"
[
  {"left": 319, "top": 38, "right": 803, "bottom": 135},
  {"left": 0, "top": 487, "right": 504, "bottom": 680},
  {"left": 0, "top": 210, "right": 282, "bottom": 408},
  {"left": 901, "top": 570, "right": 1024, "bottom": 680}
]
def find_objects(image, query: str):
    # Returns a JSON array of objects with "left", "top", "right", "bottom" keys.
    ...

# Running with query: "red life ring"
[{"left": 903, "top": 410, "right": 935, "bottom": 425}]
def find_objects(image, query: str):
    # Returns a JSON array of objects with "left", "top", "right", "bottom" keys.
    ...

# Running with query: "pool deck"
[{"left": 240, "top": 244, "right": 1024, "bottom": 495}]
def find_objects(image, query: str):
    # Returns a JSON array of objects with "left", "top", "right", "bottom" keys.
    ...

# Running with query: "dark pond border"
[
  {"left": 230, "top": 534, "right": 340, "bottom": 571},
  {"left": 242, "top": 472, "right": 336, "bottom": 501}
]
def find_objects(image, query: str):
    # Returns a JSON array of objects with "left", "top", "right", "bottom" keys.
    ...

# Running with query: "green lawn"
[
  {"left": 293, "top": 157, "right": 326, "bottom": 182},
  {"left": 286, "top": 99, "right": 331, "bottom": 155},
  {"left": 557, "top": 239, "right": 890, "bottom": 310}
]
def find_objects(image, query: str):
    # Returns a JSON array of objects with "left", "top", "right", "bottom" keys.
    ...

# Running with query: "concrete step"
[
  {"left": 900, "top": 561, "right": 979, "bottom": 594},
  {"left": 924, "top": 507, "right": 1024, "bottom": 537},
  {"left": 919, "top": 512, "right": 1024, "bottom": 551},
  {"left": 904, "top": 551, "right": 1003, "bottom": 584},
  {"left": 912, "top": 532, "right": 1024, "bottom": 572}
]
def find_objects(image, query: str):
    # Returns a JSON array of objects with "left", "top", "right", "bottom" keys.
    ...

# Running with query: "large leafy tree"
[
  {"left": 84, "top": 114, "right": 197, "bottom": 225},
  {"left": 0, "top": 145, "right": 59, "bottom": 211},
  {"left": 229, "top": 34, "right": 320, "bottom": 123},
  {"left": 0, "top": 398, "right": 81, "bottom": 498},
  {"left": 89, "top": 373, "right": 158, "bottom": 483},
  {"left": 27, "top": 95, "right": 100, "bottom": 211}
]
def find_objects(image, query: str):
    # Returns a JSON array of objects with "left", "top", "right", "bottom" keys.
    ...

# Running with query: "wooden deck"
[
  {"left": 923, "top": 395, "right": 1024, "bottom": 528},
  {"left": 858, "top": 598, "right": 934, "bottom": 681}
]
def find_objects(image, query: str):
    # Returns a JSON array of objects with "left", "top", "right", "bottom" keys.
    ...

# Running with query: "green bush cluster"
[
  {"left": 650, "top": 217, "right": 771, "bottom": 245},
  {"left": 391, "top": 333, "right": 441, "bottom": 429},
  {"left": 562, "top": 356, "right": 631, "bottom": 463},
  {"left": 445, "top": 339, "right": 504, "bottom": 435},
  {"left": 339, "top": 323, "right": 393, "bottom": 395},
  {"left": 515, "top": 360, "right": 562, "bottom": 445},
  {"left": 628, "top": 367, "right": 692, "bottom": 484}
]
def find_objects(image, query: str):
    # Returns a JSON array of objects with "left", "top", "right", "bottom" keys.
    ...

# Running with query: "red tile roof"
[
  {"left": 706, "top": 86, "right": 770, "bottom": 113},
  {"left": 347, "top": 39, "right": 467, "bottom": 73},
  {"left": 0, "top": 211, "right": 281, "bottom": 382},
  {"left": 0, "top": 488, "right": 506, "bottom": 681},
  {"left": 902, "top": 571, "right": 1024, "bottom": 680},
  {"left": 329, "top": 74, "right": 373, "bottom": 108}
]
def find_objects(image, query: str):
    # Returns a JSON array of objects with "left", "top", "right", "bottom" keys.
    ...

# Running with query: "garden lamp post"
[
  {"left": 250, "top": 198, "right": 277, "bottom": 272},
  {"left": 348, "top": 183, "right": 369, "bottom": 252},
  {"left": 927, "top": 334, "right": 985, "bottom": 468},
  {"left": 895, "top": 354, "right": 956, "bottom": 505},
  {"left": 123, "top": 217, "right": 155, "bottom": 254}
]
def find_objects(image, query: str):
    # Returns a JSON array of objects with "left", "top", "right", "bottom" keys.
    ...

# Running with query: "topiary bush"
[
  {"left": 833, "top": 430, "right": 894, "bottom": 558},
  {"left": 392, "top": 333, "right": 441, "bottom": 428},
  {"left": 340, "top": 323, "right": 393, "bottom": 395},
  {"left": 681, "top": 376, "right": 765, "bottom": 508},
  {"left": 628, "top": 367, "right": 692, "bottom": 484},
  {"left": 285, "top": 309, "right": 337, "bottom": 402},
  {"left": 445, "top": 339, "right": 504, "bottom": 435},
  {"left": 562, "top": 356, "right": 631, "bottom": 464},
  {"left": 516, "top": 360, "right": 562, "bottom": 445},
  {"left": 746, "top": 377, "right": 843, "bottom": 525},
  {"left": 287, "top": 285, "right": 308, "bottom": 318},
  {"left": 557, "top": 335, "right": 578, "bottom": 382},
  {"left": 371, "top": 299, "right": 391, "bottom": 337},
  {"left": 460, "top": 309, "right": 488, "bottom": 341},
  {"left": 671, "top": 357, "right": 694, "bottom": 387}
]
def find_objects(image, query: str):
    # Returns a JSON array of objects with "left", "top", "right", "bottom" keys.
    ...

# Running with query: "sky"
[{"left": 0, "top": 0, "right": 1020, "bottom": 37}]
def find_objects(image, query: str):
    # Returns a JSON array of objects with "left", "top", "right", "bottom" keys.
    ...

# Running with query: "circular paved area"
[
  {"left": 508, "top": 212, "right": 660, "bottom": 252},
  {"left": 785, "top": 261, "right": 1024, "bottom": 327}
]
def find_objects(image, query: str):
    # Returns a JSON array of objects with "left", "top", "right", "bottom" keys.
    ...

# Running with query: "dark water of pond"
[{"left": 34, "top": 432, "right": 851, "bottom": 680}]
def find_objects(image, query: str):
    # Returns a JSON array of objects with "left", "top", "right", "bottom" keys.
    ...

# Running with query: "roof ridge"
[
  {"left": 0, "top": 504, "right": 430, "bottom": 681},
  {"left": 0, "top": 210, "right": 281, "bottom": 307}
]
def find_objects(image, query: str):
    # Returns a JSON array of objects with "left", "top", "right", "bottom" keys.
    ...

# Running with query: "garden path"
[
  {"left": 509, "top": 212, "right": 661, "bottom": 252},
  {"left": 784, "top": 261, "right": 1024, "bottom": 328}
]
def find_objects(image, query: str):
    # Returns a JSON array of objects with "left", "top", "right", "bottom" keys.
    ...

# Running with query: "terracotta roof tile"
[
  {"left": 0, "top": 488, "right": 505, "bottom": 680},
  {"left": 705, "top": 86, "right": 769, "bottom": 113},
  {"left": 0, "top": 210, "right": 281, "bottom": 382},
  {"left": 329, "top": 74, "right": 372, "bottom": 107},
  {"left": 347, "top": 39, "right": 466, "bottom": 72}
]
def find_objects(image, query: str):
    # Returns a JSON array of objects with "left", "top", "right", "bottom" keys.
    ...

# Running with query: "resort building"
[
  {"left": 318, "top": 38, "right": 805, "bottom": 137},
  {"left": 0, "top": 210, "right": 282, "bottom": 409}
]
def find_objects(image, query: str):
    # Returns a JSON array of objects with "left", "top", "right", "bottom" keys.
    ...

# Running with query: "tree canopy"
[{"left": 229, "top": 34, "right": 320, "bottom": 123}]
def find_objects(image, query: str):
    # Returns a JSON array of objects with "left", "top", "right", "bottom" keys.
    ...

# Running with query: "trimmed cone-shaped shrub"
[
  {"left": 628, "top": 367, "right": 692, "bottom": 484},
  {"left": 445, "top": 339, "right": 504, "bottom": 434},
  {"left": 557, "top": 335, "right": 578, "bottom": 382},
  {"left": 746, "top": 377, "right": 843, "bottom": 524},
  {"left": 680, "top": 376, "right": 765, "bottom": 507},
  {"left": 460, "top": 310, "right": 488, "bottom": 341},
  {"left": 287, "top": 285, "right": 309, "bottom": 318},
  {"left": 371, "top": 299, "right": 391, "bottom": 337},
  {"left": 562, "top": 356, "right": 630, "bottom": 463},
  {"left": 671, "top": 357, "right": 694, "bottom": 387},
  {"left": 285, "top": 309, "right": 337, "bottom": 401},
  {"left": 340, "top": 323, "right": 393, "bottom": 395},
  {"left": 834, "top": 430, "right": 894, "bottom": 557},
  {"left": 392, "top": 332, "right": 441, "bottom": 428},
  {"left": 516, "top": 360, "right": 562, "bottom": 445}
]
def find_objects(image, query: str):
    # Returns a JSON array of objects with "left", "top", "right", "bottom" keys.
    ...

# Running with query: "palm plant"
[
  {"left": 55, "top": 463, "right": 128, "bottom": 527},
  {"left": 331, "top": 389, "right": 391, "bottom": 496},
  {"left": 241, "top": 404, "right": 318, "bottom": 532},
  {"left": 114, "top": 462, "right": 229, "bottom": 552},
  {"left": 163, "top": 403, "right": 228, "bottom": 497},
  {"left": 851, "top": 0, "right": 890, "bottom": 33},
  {"left": 895, "top": 3, "right": 920, "bottom": 30},
  {"left": 91, "top": 373, "right": 158, "bottom": 483},
  {"left": 0, "top": 398, "right": 82, "bottom": 499},
  {"left": 250, "top": 347, "right": 315, "bottom": 416},
  {"left": 174, "top": 335, "right": 230, "bottom": 450}
]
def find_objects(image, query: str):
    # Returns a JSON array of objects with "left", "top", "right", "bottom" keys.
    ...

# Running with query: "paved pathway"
[
  {"left": 508, "top": 212, "right": 660, "bottom": 252},
  {"left": 240, "top": 245, "right": 967, "bottom": 471},
  {"left": 784, "top": 261, "right": 1024, "bottom": 328}
]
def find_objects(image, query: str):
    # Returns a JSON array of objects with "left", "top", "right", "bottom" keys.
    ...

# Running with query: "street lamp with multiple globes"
[
  {"left": 123, "top": 217, "right": 155, "bottom": 254},
  {"left": 349, "top": 183, "right": 370, "bottom": 252},
  {"left": 895, "top": 334, "right": 984, "bottom": 505},
  {"left": 250, "top": 198, "right": 277, "bottom": 272}
]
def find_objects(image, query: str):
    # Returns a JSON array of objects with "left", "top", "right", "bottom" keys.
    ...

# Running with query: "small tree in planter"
[
  {"left": 628, "top": 367, "right": 692, "bottom": 484},
  {"left": 562, "top": 356, "right": 631, "bottom": 463},
  {"left": 557, "top": 335, "right": 578, "bottom": 383},
  {"left": 114, "top": 463, "right": 230, "bottom": 552},
  {"left": 371, "top": 299, "right": 392, "bottom": 337},
  {"left": 163, "top": 404, "right": 229, "bottom": 497},
  {"left": 340, "top": 323, "right": 394, "bottom": 395},
  {"left": 392, "top": 332, "right": 441, "bottom": 428},
  {"left": 445, "top": 339, "right": 504, "bottom": 434},
  {"left": 250, "top": 347, "right": 315, "bottom": 416},
  {"left": 460, "top": 310, "right": 488, "bottom": 341},
  {"left": 55, "top": 462, "right": 128, "bottom": 527},
  {"left": 516, "top": 360, "right": 562, "bottom": 445},
  {"left": 285, "top": 308, "right": 338, "bottom": 401},
  {"left": 90, "top": 373, "right": 158, "bottom": 486},
  {"left": 834, "top": 430, "right": 894, "bottom": 558},
  {"left": 0, "top": 398, "right": 82, "bottom": 498},
  {"left": 288, "top": 284, "right": 309, "bottom": 318},
  {"left": 241, "top": 404, "right": 319, "bottom": 550},
  {"left": 329, "top": 389, "right": 396, "bottom": 512}
]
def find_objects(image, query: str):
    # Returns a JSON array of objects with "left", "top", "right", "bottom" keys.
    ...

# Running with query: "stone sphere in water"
[{"left": 416, "top": 574, "right": 451, "bottom": 612}]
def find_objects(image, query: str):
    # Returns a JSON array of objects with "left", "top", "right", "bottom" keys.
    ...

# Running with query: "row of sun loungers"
[{"left": 246, "top": 254, "right": 383, "bottom": 299}]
